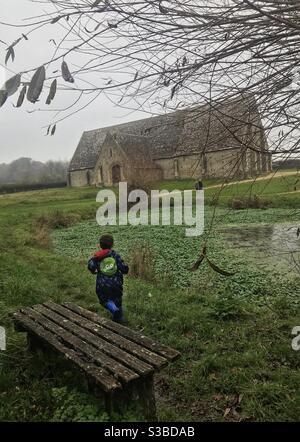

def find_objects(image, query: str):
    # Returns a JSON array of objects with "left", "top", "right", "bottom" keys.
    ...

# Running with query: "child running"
[{"left": 88, "top": 234, "right": 129, "bottom": 323}]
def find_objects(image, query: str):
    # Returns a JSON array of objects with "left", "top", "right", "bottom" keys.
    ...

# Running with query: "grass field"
[
  {"left": 151, "top": 172, "right": 300, "bottom": 208},
  {"left": 0, "top": 177, "right": 299, "bottom": 422}
]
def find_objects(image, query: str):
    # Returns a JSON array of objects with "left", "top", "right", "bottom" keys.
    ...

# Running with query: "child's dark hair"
[{"left": 100, "top": 234, "right": 114, "bottom": 249}]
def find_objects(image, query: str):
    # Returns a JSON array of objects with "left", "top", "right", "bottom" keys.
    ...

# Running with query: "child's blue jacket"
[{"left": 88, "top": 249, "right": 129, "bottom": 296}]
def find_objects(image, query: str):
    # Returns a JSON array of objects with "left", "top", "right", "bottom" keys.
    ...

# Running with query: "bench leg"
[
  {"left": 27, "top": 333, "right": 43, "bottom": 353},
  {"left": 102, "top": 377, "right": 157, "bottom": 422},
  {"left": 139, "top": 375, "right": 157, "bottom": 422},
  {"left": 105, "top": 392, "right": 114, "bottom": 416}
]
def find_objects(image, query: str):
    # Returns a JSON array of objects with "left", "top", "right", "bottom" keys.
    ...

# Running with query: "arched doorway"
[
  {"left": 112, "top": 164, "right": 121, "bottom": 184},
  {"left": 86, "top": 170, "right": 91, "bottom": 186}
]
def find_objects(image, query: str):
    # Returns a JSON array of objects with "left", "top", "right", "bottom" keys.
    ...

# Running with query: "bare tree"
[
  {"left": 0, "top": 0, "right": 299, "bottom": 160},
  {"left": 1, "top": 0, "right": 299, "bottom": 273}
]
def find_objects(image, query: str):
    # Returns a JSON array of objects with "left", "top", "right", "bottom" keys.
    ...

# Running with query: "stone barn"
[{"left": 68, "top": 96, "right": 272, "bottom": 187}]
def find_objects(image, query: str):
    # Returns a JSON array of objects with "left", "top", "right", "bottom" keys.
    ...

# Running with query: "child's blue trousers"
[{"left": 97, "top": 287, "right": 123, "bottom": 322}]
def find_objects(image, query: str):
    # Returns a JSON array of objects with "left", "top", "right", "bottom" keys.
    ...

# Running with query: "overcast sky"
[{"left": 0, "top": 0, "right": 147, "bottom": 164}]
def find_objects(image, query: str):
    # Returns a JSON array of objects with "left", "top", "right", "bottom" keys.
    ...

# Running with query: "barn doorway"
[
  {"left": 86, "top": 170, "right": 92, "bottom": 186},
  {"left": 112, "top": 164, "right": 121, "bottom": 184}
]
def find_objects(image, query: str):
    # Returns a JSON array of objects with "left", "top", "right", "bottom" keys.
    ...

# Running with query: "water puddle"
[{"left": 219, "top": 223, "right": 300, "bottom": 273}]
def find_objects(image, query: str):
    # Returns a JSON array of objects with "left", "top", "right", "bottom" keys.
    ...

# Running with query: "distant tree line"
[
  {"left": 0, "top": 181, "right": 67, "bottom": 195},
  {"left": 273, "top": 159, "right": 300, "bottom": 170},
  {"left": 0, "top": 157, "right": 69, "bottom": 186}
]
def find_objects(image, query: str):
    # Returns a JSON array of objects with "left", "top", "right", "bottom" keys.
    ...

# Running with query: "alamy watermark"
[
  {"left": 291, "top": 326, "right": 300, "bottom": 351},
  {"left": 0, "top": 326, "right": 6, "bottom": 351},
  {"left": 96, "top": 182, "right": 204, "bottom": 237}
]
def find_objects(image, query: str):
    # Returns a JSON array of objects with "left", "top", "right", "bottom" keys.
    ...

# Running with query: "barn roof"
[
  {"left": 102, "top": 132, "right": 160, "bottom": 170},
  {"left": 69, "top": 95, "right": 261, "bottom": 172}
]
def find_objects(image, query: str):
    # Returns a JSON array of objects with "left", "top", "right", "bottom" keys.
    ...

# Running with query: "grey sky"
[{"left": 0, "top": 0, "right": 146, "bottom": 164}]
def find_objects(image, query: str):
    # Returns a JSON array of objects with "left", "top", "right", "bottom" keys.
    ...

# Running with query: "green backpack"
[{"left": 100, "top": 256, "right": 118, "bottom": 276}]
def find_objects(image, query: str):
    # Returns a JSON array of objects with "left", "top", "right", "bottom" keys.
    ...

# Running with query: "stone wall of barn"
[
  {"left": 69, "top": 148, "right": 272, "bottom": 187},
  {"left": 154, "top": 148, "right": 272, "bottom": 181},
  {"left": 93, "top": 140, "right": 127, "bottom": 186},
  {"left": 206, "top": 149, "right": 243, "bottom": 178},
  {"left": 154, "top": 149, "right": 252, "bottom": 180},
  {"left": 69, "top": 169, "right": 95, "bottom": 187},
  {"left": 93, "top": 137, "right": 163, "bottom": 187},
  {"left": 126, "top": 167, "right": 163, "bottom": 186}
]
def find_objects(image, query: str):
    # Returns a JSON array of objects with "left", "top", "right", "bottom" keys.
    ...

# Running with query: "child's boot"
[
  {"left": 105, "top": 300, "right": 119, "bottom": 316},
  {"left": 112, "top": 308, "right": 127, "bottom": 324}
]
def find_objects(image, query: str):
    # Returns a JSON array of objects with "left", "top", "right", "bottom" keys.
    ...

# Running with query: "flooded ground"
[{"left": 219, "top": 223, "right": 300, "bottom": 274}]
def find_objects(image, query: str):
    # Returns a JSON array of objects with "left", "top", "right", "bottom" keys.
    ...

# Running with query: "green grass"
[
  {"left": 204, "top": 173, "right": 300, "bottom": 207},
  {"left": 152, "top": 178, "right": 223, "bottom": 191},
  {"left": 151, "top": 174, "right": 300, "bottom": 208},
  {"left": 0, "top": 183, "right": 299, "bottom": 422}
]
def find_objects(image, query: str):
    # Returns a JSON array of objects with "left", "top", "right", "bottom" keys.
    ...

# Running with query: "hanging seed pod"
[
  {"left": 46, "top": 79, "right": 57, "bottom": 105},
  {"left": 4, "top": 74, "right": 21, "bottom": 96},
  {"left": 27, "top": 66, "right": 46, "bottom": 103},
  {"left": 0, "top": 90, "right": 8, "bottom": 107},
  {"left": 61, "top": 61, "right": 74, "bottom": 83},
  {"left": 51, "top": 124, "right": 57, "bottom": 136},
  {"left": 15, "top": 84, "right": 27, "bottom": 107},
  {"left": 5, "top": 46, "right": 15, "bottom": 65}
]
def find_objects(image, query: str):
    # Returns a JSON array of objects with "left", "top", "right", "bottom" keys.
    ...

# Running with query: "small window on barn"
[{"left": 110, "top": 148, "right": 113, "bottom": 158}]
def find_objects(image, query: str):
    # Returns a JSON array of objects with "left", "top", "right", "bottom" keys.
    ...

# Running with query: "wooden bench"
[{"left": 12, "top": 301, "right": 180, "bottom": 420}]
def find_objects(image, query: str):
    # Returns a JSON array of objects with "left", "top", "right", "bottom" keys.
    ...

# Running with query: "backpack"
[{"left": 100, "top": 256, "right": 118, "bottom": 276}]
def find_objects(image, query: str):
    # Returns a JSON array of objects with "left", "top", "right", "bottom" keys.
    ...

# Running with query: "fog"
[{"left": 0, "top": 0, "right": 146, "bottom": 164}]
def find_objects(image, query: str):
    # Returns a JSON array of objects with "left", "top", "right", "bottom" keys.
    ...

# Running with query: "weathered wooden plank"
[
  {"left": 35, "top": 304, "right": 153, "bottom": 377},
  {"left": 21, "top": 307, "right": 139, "bottom": 384},
  {"left": 63, "top": 302, "right": 181, "bottom": 362},
  {"left": 44, "top": 301, "right": 167, "bottom": 370},
  {"left": 12, "top": 312, "right": 121, "bottom": 393}
]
